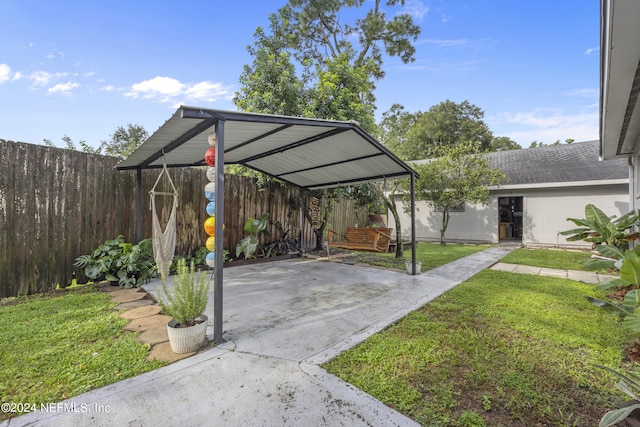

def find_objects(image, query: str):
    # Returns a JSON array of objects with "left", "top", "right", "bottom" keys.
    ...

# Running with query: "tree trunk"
[
  {"left": 386, "top": 196, "right": 404, "bottom": 258},
  {"left": 374, "top": 181, "right": 404, "bottom": 258},
  {"left": 440, "top": 208, "right": 450, "bottom": 245}
]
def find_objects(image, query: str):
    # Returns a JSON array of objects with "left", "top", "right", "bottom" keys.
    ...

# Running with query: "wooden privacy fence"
[{"left": 0, "top": 140, "right": 319, "bottom": 297}]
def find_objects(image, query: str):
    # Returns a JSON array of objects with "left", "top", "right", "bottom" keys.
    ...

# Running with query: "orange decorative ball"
[{"left": 204, "top": 216, "right": 216, "bottom": 236}]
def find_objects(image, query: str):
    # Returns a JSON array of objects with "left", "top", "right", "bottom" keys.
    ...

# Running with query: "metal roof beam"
[
  {"left": 305, "top": 171, "right": 413, "bottom": 191},
  {"left": 276, "top": 152, "right": 386, "bottom": 178},
  {"left": 239, "top": 127, "right": 349, "bottom": 164},
  {"left": 225, "top": 124, "right": 293, "bottom": 154}
]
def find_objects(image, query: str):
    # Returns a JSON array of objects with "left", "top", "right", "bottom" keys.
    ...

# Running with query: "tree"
[
  {"left": 411, "top": 141, "right": 506, "bottom": 244},
  {"left": 529, "top": 138, "right": 574, "bottom": 148},
  {"left": 377, "top": 103, "right": 421, "bottom": 158},
  {"left": 489, "top": 136, "right": 521, "bottom": 152},
  {"left": 278, "top": 0, "right": 421, "bottom": 81},
  {"left": 101, "top": 124, "right": 148, "bottom": 159},
  {"left": 402, "top": 100, "right": 493, "bottom": 160},
  {"left": 43, "top": 135, "right": 102, "bottom": 154},
  {"left": 234, "top": 1, "right": 420, "bottom": 250},
  {"left": 376, "top": 103, "right": 423, "bottom": 257}
]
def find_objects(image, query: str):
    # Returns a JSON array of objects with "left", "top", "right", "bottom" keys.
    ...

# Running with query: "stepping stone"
[
  {"left": 119, "top": 305, "right": 163, "bottom": 320},
  {"left": 110, "top": 289, "right": 148, "bottom": 304},
  {"left": 123, "top": 314, "right": 172, "bottom": 332},
  {"left": 146, "top": 341, "right": 196, "bottom": 363},
  {"left": 113, "top": 299, "right": 154, "bottom": 311},
  {"left": 137, "top": 326, "right": 169, "bottom": 346}
]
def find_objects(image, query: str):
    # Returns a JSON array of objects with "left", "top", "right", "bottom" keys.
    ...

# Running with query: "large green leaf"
[
  {"left": 596, "top": 244, "right": 625, "bottom": 259},
  {"left": 614, "top": 209, "right": 640, "bottom": 228},
  {"left": 558, "top": 226, "right": 590, "bottom": 236},
  {"left": 585, "top": 204, "right": 611, "bottom": 228},
  {"left": 623, "top": 315, "right": 640, "bottom": 335},
  {"left": 621, "top": 255, "right": 640, "bottom": 285},
  {"left": 594, "top": 277, "right": 630, "bottom": 292},
  {"left": 600, "top": 403, "right": 640, "bottom": 427}
]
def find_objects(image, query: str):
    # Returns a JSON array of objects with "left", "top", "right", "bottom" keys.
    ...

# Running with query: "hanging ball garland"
[{"left": 205, "top": 132, "right": 218, "bottom": 269}]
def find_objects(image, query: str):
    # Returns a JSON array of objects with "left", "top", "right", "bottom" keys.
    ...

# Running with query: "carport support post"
[
  {"left": 299, "top": 188, "right": 305, "bottom": 255},
  {"left": 213, "top": 120, "right": 225, "bottom": 343},
  {"left": 410, "top": 174, "right": 417, "bottom": 275},
  {"left": 136, "top": 168, "right": 142, "bottom": 243}
]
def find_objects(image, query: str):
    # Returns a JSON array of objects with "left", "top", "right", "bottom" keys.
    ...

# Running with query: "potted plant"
[{"left": 157, "top": 258, "right": 210, "bottom": 353}]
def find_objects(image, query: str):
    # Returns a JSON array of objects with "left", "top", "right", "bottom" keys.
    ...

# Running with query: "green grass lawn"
[
  {"left": 500, "top": 247, "right": 594, "bottom": 271},
  {"left": 324, "top": 266, "right": 631, "bottom": 426},
  {"left": 349, "top": 241, "right": 491, "bottom": 271},
  {"left": 0, "top": 287, "right": 166, "bottom": 420}
]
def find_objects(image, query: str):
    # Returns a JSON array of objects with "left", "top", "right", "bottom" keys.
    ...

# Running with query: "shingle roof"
[{"left": 487, "top": 140, "right": 627, "bottom": 185}]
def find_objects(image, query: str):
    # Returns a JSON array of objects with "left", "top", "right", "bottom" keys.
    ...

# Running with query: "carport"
[{"left": 116, "top": 106, "right": 419, "bottom": 343}]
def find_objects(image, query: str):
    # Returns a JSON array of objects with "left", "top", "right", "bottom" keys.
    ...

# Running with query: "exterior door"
[{"left": 498, "top": 197, "right": 523, "bottom": 240}]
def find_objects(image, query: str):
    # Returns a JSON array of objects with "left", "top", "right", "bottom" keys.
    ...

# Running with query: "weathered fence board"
[{"left": 0, "top": 140, "right": 327, "bottom": 297}]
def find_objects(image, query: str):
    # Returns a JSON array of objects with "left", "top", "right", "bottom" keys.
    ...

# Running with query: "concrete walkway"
[
  {"left": 3, "top": 246, "right": 516, "bottom": 427},
  {"left": 491, "top": 262, "right": 617, "bottom": 284}
]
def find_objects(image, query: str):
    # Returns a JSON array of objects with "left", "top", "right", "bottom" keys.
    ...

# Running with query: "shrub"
[
  {"left": 73, "top": 236, "right": 156, "bottom": 288},
  {"left": 157, "top": 259, "right": 209, "bottom": 326}
]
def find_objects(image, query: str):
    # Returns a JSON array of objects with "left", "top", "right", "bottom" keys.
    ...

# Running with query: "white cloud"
[
  {"left": 0, "top": 64, "right": 11, "bottom": 84},
  {"left": 48, "top": 82, "right": 80, "bottom": 96},
  {"left": 13, "top": 71, "right": 22, "bottom": 81},
  {"left": 490, "top": 108, "right": 599, "bottom": 145},
  {"left": 99, "top": 85, "right": 117, "bottom": 92},
  {"left": 584, "top": 47, "right": 599, "bottom": 55},
  {"left": 126, "top": 76, "right": 233, "bottom": 104},
  {"left": 28, "top": 71, "right": 68, "bottom": 87},
  {"left": 565, "top": 88, "right": 598, "bottom": 98},
  {"left": 401, "top": 0, "right": 429, "bottom": 20},
  {"left": 126, "top": 76, "right": 185, "bottom": 101}
]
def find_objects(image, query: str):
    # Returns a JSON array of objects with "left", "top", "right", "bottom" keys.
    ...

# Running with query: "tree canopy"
[
  {"left": 101, "top": 124, "right": 148, "bottom": 159},
  {"left": 381, "top": 100, "right": 494, "bottom": 160},
  {"left": 490, "top": 136, "right": 521, "bottom": 151}
]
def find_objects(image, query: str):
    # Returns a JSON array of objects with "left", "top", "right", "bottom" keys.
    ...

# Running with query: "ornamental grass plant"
[{"left": 157, "top": 259, "right": 209, "bottom": 327}]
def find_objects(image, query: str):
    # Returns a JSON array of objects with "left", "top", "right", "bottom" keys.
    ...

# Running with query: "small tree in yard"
[{"left": 410, "top": 141, "right": 506, "bottom": 245}]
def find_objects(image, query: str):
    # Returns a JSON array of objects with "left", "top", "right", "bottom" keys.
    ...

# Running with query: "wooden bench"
[{"left": 327, "top": 227, "right": 392, "bottom": 253}]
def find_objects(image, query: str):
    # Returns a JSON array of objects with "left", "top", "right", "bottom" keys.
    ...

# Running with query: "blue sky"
[{"left": 0, "top": 1, "right": 599, "bottom": 150}]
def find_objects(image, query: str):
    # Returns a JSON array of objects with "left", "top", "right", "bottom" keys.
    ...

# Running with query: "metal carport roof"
[
  {"left": 117, "top": 106, "right": 418, "bottom": 344},
  {"left": 117, "top": 106, "right": 417, "bottom": 190}
]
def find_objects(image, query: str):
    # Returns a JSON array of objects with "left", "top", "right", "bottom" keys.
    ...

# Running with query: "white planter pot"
[
  {"left": 166, "top": 314, "right": 208, "bottom": 354},
  {"left": 405, "top": 261, "right": 422, "bottom": 274}
]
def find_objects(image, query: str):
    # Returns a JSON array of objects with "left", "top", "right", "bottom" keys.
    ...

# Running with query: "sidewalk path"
[
  {"left": 3, "top": 246, "right": 516, "bottom": 427},
  {"left": 490, "top": 262, "right": 617, "bottom": 284}
]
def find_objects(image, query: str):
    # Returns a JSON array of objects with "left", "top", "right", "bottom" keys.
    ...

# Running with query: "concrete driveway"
[{"left": 4, "top": 246, "right": 513, "bottom": 427}]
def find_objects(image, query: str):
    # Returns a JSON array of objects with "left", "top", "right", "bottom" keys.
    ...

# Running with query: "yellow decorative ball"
[{"left": 206, "top": 236, "right": 215, "bottom": 251}]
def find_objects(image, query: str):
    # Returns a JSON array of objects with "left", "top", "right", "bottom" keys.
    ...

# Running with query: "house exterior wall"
[{"left": 394, "top": 183, "right": 629, "bottom": 248}]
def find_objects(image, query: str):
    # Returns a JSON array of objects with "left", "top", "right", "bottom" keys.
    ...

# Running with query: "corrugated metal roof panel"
[{"left": 117, "top": 106, "right": 417, "bottom": 189}]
